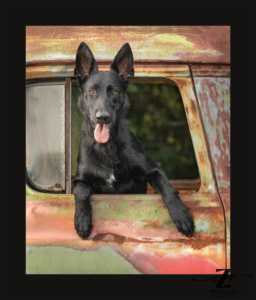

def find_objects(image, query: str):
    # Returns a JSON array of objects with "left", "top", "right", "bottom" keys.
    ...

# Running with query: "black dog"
[{"left": 73, "top": 42, "right": 195, "bottom": 239}]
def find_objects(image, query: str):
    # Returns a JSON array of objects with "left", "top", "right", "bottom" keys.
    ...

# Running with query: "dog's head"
[{"left": 74, "top": 42, "right": 134, "bottom": 143}]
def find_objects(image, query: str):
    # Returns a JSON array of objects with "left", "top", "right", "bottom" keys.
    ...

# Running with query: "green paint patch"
[
  {"left": 218, "top": 180, "right": 229, "bottom": 188},
  {"left": 26, "top": 245, "right": 140, "bottom": 274},
  {"left": 195, "top": 217, "right": 218, "bottom": 234},
  {"left": 92, "top": 200, "right": 171, "bottom": 229}
]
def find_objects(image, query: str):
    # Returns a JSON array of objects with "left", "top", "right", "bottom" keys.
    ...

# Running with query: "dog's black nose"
[{"left": 96, "top": 112, "right": 109, "bottom": 122}]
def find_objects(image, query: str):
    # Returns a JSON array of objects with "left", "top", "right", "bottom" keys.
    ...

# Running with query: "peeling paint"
[
  {"left": 25, "top": 27, "right": 229, "bottom": 273},
  {"left": 193, "top": 76, "right": 230, "bottom": 269},
  {"left": 194, "top": 77, "right": 230, "bottom": 195},
  {"left": 218, "top": 180, "right": 229, "bottom": 189},
  {"left": 26, "top": 26, "right": 230, "bottom": 64}
]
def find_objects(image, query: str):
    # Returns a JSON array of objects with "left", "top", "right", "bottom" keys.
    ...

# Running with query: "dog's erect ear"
[
  {"left": 110, "top": 43, "right": 134, "bottom": 89},
  {"left": 74, "top": 42, "right": 98, "bottom": 89}
]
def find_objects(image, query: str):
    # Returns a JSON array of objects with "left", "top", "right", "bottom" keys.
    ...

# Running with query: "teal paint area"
[
  {"left": 195, "top": 217, "right": 220, "bottom": 234},
  {"left": 26, "top": 245, "right": 140, "bottom": 274}
]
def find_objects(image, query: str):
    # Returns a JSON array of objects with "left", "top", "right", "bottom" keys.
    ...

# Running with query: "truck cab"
[{"left": 26, "top": 26, "right": 230, "bottom": 274}]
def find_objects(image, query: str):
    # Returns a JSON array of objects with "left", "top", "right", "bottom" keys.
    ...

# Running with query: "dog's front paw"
[
  {"left": 74, "top": 210, "right": 93, "bottom": 240},
  {"left": 170, "top": 202, "right": 195, "bottom": 237}
]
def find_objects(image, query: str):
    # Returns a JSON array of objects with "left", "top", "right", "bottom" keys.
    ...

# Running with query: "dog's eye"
[
  {"left": 112, "top": 90, "right": 117, "bottom": 95},
  {"left": 90, "top": 90, "right": 96, "bottom": 94}
]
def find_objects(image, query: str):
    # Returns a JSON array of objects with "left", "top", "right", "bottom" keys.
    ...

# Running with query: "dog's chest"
[{"left": 105, "top": 171, "right": 116, "bottom": 189}]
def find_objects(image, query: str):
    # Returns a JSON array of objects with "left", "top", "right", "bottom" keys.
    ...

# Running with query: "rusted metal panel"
[
  {"left": 190, "top": 64, "right": 230, "bottom": 77},
  {"left": 26, "top": 26, "right": 230, "bottom": 65},
  {"left": 193, "top": 78, "right": 230, "bottom": 195},
  {"left": 26, "top": 63, "right": 191, "bottom": 80},
  {"left": 192, "top": 77, "right": 230, "bottom": 268},
  {"left": 167, "top": 178, "right": 201, "bottom": 191},
  {"left": 26, "top": 184, "right": 225, "bottom": 274},
  {"left": 147, "top": 179, "right": 200, "bottom": 195}
]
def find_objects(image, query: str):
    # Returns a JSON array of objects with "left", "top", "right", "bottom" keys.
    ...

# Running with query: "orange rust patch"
[
  {"left": 92, "top": 233, "right": 126, "bottom": 244},
  {"left": 91, "top": 232, "right": 224, "bottom": 250},
  {"left": 174, "top": 78, "right": 190, "bottom": 90},
  {"left": 193, "top": 205, "right": 221, "bottom": 216},
  {"left": 195, "top": 78, "right": 230, "bottom": 196},
  {"left": 140, "top": 219, "right": 167, "bottom": 230},
  {"left": 174, "top": 236, "right": 224, "bottom": 250},
  {"left": 197, "top": 150, "right": 206, "bottom": 165}
]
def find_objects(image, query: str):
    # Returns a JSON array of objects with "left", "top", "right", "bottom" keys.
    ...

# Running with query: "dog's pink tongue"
[{"left": 94, "top": 124, "right": 109, "bottom": 143}]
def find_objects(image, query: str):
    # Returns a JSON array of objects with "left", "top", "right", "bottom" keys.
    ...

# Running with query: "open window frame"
[{"left": 26, "top": 63, "right": 218, "bottom": 197}]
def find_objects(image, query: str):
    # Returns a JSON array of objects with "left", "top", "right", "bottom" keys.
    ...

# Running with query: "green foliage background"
[
  {"left": 126, "top": 83, "right": 199, "bottom": 179},
  {"left": 71, "top": 83, "right": 199, "bottom": 179}
]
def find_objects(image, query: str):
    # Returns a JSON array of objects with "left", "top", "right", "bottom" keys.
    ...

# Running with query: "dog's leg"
[
  {"left": 145, "top": 156, "right": 195, "bottom": 237},
  {"left": 74, "top": 182, "right": 93, "bottom": 239}
]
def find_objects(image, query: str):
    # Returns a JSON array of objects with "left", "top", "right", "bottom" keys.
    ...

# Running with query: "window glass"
[{"left": 26, "top": 84, "right": 65, "bottom": 191}]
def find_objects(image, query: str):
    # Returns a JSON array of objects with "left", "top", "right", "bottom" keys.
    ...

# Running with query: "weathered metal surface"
[
  {"left": 26, "top": 26, "right": 230, "bottom": 65},
  {"left": 26, "top": 63, "right": 191, "bottom": 80},
  {"left": 192, "top": 77, "right": 230, "bottom": 268},
  {"left": 190, "top": 64, "right": 230, "bottom": 77},
  {"left": 65, "top": 78, "right": 71, "bottom": 194},
  {"left": 172, "top": 77, "right": 217, "bottom": 195},
  {"left": 26, "top": 184, "right": 225, "bottom": 274},
  {"left": 166, "top": 178, "right": 201, "bottom": 191}
]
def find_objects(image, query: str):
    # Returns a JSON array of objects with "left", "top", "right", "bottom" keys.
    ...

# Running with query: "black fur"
[{"left": 73, "top": 42, "right": 195, "bottom": 239}]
